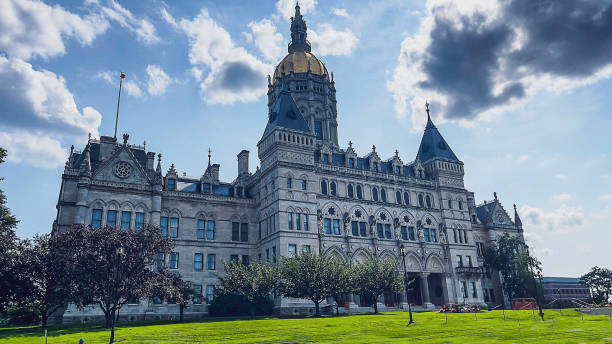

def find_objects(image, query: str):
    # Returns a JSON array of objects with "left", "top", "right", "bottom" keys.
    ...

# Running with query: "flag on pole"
[{"left": 120, "top": 72, "right": 126, "bottom": 79}]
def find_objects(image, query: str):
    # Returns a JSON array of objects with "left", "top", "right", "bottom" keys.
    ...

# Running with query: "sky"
[{"left": 0, "top": 0, "right": 611, "bottom": 277}]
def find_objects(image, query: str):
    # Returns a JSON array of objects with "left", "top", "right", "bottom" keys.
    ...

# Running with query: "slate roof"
[
  {"left": 475, "top": 201, "right": 496, "bottom": 224},
  {"left": 263, "top": 87, "right": 311, "bottom": 136},
  {"left": 416, "top": 116, "right": 460, "bottom": 163}
]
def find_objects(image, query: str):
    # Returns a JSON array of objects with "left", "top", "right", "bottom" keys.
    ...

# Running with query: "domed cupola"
[{"left": 267, "top": 2, "right": 339, "bottom": 148}]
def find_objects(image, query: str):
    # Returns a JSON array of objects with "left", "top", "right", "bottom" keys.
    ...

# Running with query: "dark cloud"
[
  {"left": 414, "top": 0, "right": 612, "bottom": 119},
  {"left": 216, "top": 61, "right": 265, "bottom": 93}
]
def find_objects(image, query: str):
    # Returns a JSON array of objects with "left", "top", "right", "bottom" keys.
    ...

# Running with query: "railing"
[{"left": 455, "top": 266, "right": 484, "bottom": 275}]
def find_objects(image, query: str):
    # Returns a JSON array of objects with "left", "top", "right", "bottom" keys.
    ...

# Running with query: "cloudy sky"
[{"left": 1, "top": 0, "right": 611, "bottom": 277}]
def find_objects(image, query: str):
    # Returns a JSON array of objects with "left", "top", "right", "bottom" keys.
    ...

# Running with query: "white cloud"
[
  {"left": 520, "top": 204, "right": 584, "bottom": 232},
  {"left": 276, "top": 0, "right": 316, "bottom": 20},
  {"left": 123, "top": 80, "right": 143, "bottom": 97},
  {"left": 190, "top": 67, "right": 203, "bottom": 81},
  {"left": 146, "top": 65, "right": 171, "bottom": 96},
  {"left": 90, "top": 0, "right": 159, "bottom": 45},
  {"left": 532, "top": 247, "right": 553, "bottom": 256},
  {"left": 551, "top": 193, "right": 572, "bottom": 201},
  {"left": 310, "top": 24, "right": 358, "bottom": 56},
  {"left": 0, "top": 131, "right": 67, "bottom": 168},
  {"left": 517, "top": 154, "right": 529, "bottom": 163},
  {"left": 163, "top": 8, "right": 270, "bottom": 104},
  {"left": 95, "top": 70, "right": 114, "bottom": 84},
  {"left": 555, "top": 173, "right": 568, "bottom": 180},
  {"left": 246, "top": 19, "right": 284, "bottom": 62},
  {"left": 0, "top": 0, "right": 108, "bottom": 60},
  {"left": 598, "top": 194, "right": 612, "bottom": 201},
  {"left": 332, "top": 8, "right": 349, "bottom": 18},
  {"left": 95, "top": 70, "right": 143, "bottom": 97},
  {"left": 0, "top": 56, "right": 101, "bottom": 168}
]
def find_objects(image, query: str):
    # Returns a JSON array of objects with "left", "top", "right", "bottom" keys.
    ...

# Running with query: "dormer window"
[
  {"left": 373, "top": 162, "right": 378, "bottom": 172},
  {"left": 349, "top": 158, "right": 355, "bottom": 168},
  {"left": 314, "top": 121, "right": 323, "bottom": 139},
  {"left": 167, "top": 179, "right": 176, "bottom": 190},
  {"left": 323, "top": 154, "right": 330, "bottom": 164},
  {"left": 395, "top": 166, "right": 401, "bottom": 175},
  {"left": 203, "top": 183, "right": 211, "bottom": 193}
]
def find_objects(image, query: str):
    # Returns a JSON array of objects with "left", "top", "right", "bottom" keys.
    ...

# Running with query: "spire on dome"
[{"left": 288, "top": 2, "right": 311, "bottom": 53}]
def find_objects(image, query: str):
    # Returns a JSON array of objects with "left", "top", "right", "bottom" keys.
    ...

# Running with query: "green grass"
[{"left": 1, "top": 310, "right": 611, "bottom": 343}]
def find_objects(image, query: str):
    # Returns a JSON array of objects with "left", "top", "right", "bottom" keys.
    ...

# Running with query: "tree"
[
  {"left": 280, "top": 252, "right": 343, "bottom": 317},
  {"left": 0, "top": 147, "right": 19, "bottom": 313},
  {"left": 14, "top": 234, "right": 73, "bottom": 328},
  {"left": 581, "top": 266, "right": 612, "bottom": 304},
  {"left": 482, "top": 233, "right": 543, "bottom": 303},
  {"left": 326, "top": 256, "right": 353, "bottom": 315},
  {"left": 217, "top": 261, "right": 279, "bottom": 318},
  {"left": 352, "top": 255, "right": 404, "bottom": 314},
  {"left": 60, "top": 224, "right": 174, "bottom": 328},
  {"left": 154, "top": 271, "right": 194, "bottom": 322}
]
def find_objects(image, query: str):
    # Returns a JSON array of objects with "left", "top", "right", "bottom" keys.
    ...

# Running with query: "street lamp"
[
  {"left": 399, "top": 244, "right": 415, "bottom": 325},
  {"left": 109, "top": 246, "right": 125, "bottom": 344}
]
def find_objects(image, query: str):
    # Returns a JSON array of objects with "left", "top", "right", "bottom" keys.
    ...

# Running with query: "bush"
[
  {"left": 209, "top": 293, "right": 274, "bottom": 317},
  {"left": 0, "top": 303, "right": 40, "bottom": 326}
]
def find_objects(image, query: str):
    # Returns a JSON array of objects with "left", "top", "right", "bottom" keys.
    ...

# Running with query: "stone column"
[
  {"left": 421, "top": 273, "right": 433, "bottom": 308},
  {"left": 75, "top": 179, "right": 90, "bottom": 224}
]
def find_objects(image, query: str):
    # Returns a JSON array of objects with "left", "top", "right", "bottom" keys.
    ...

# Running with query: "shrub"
[{"left": 209, "top": 293, "right": 273, "bottom": 317}]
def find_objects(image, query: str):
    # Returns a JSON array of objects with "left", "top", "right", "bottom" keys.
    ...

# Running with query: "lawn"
[{"left": 1, "top": 310, "right": 611, "bottom": 343}]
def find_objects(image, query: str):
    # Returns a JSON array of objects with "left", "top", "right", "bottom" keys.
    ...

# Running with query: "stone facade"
[{"left": 53, "top": 4, "right": 526, "bottom": 322}]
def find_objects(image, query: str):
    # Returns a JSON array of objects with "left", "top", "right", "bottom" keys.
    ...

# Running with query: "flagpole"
[{"left": 114, "top": 72, "right": 126, "bottom": 140}]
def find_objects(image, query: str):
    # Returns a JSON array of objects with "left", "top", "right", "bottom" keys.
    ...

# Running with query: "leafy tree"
[
  {"left": 352, "top": 255, "right": 404, "bottom": 314},
  {"left": 482, "top": 233, "right": 543, "bottom": 303},
  {"left": 280, "top": 252, "right": 343, "bottom": 317},
  {"left": 217, "top": 261, "right": 280, "bottom": 318},
  {"left": 326, "top": 256, "right": 353, "bottom": 315},
  {"left": 581, "top": 266, "right": 612, "bottom": 304},
  {"left": 14, "top": 234, "right": 73, "bottom": 328},
  {"left": 153, "top": 271, "right": 194, "bottom": 322},
  {"left": 60, "top": 224, "right": 174, "bottom": 328},
  {"left": 0, "top": 147, "right": 19, "bottom": 313}
]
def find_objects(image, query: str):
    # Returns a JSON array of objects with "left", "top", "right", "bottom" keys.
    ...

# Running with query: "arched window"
[
  {"left": 321, "top": 180, "right": 328, "bottom": 195},
  {"left": 396, "top": 191, "right": 402, "bottom": 204},
  {"left": 347, "top": 184, "right": 354, "bottom": 198},
  {"left": 380, "top": 188, "right": 387, "bottom": 203},
  {"left": 448, "top": 199, "right": 452, "bottom": 209},
  {"left": 372, "top": 187, "right": 379, "bottom": 202},
  {"left": 418, "top": 194, "right": 424, "bottom": 207},
  {"left": 356, "top": 185, "right": 363, "bottom": 199},
  {"left": 330, "top": 182, "right": 337, "bottom": 196},
  {"left": 404, "top": 192, "right": 410, "bottom": 205},
  {"left": 426, "top": 195, "right": 432, "bottom": 208},
  {"left": 458, "top": 200, "right": 463, "bottom": 210}
]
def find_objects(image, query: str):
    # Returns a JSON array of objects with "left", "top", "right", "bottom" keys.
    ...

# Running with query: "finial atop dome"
[{"left": 288, "top": 1, "right": 311, "bottom": 53}]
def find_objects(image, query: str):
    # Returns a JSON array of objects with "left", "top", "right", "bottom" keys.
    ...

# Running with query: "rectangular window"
[
  {"left": 373, "top": 162, "right": 378, "bottom": 172},
  {"left": 424, "top": 228, "right": 430, "bottom": 242},
  {"left": 323, "top": 154, "right": 329, "bottom": 164},
  {"left": 288, "top": 244, "right": 297, "bottom": 257},
  {"left": 169, "top": 217, "right": 179, "bottom": 238},
  {"left": 458, "top": 230, "right": 463, "bottom": 243},
  {"left": 359, "top": 222, "right": 367, "bottom": 237},
  {"left": 376, "top": 223, "right": 383, "bottom": 238},
  {"left": 431, "top": 229, "right": 437, "bottom": 242},
  {"left": 242, "top": 255, "right": 250, "bottom": 265},
  {"left": 197, "top": 219, "right": 205, "bottom": 239},
  {"left": 194, "top": 253, "right": 203, "bottom": 271},
  {"left": 303, "top": 245, "right": 311, "bottom": 253},
  {"left": 232, "top": 222, "right": 240, "bottom": 241},
  {"left": 301, "top": 180, "right": 307, "bottom": 190},
  {"left": 206, "top": 220, "right": 215, "bottom": 240},
  {"left": 287, "top": 178, "right": 292, "bottom": 188},
  {"left": 106, "top": 210, "right": 117, "bottom": 228},
  {"left": 120, "top": 211, "right": 131, "bottom": 230},
  {"left": 207, "top": 254, "right": 216, "bottom": 270},
  {"left": 333, "top": 219, "right": 340, "bottom": 235},
  {"left": 92, "top": 209, "right": 103, "bottom": 229},
  {"left": 456, "top": 255, "right": 463, "bottom": 267},
  {"left": 193, "top": 285, "right": 202, "bottom": 304},
  {"left": 206, "top": 285, "right": 214, "bottom": 303},
  {"left": 408, "top": 227, "right": 415, "bottom": 241},
  {"left": 462, "top": 281, "right": 468, "bottom": 298},
  {"left": 448, "top": 199, "right": 452, "bottom": 209},
  {"left": 295, "top": 213, "right": 301, "bottom": 230},
  {"left": 240, "top": 223, "right": 249, "bottom": 242},
  {"left": 169, "top": 252, "right": 179, "bottom": 269},
  {"left": 349, "top": 158, "right": 355, "bottom": 168},
  {"left": 230, "top": 254, "right": 239, "bottom": 263},
  {"left": 471, "top": 282, "right": 478, "bottom": 297},
  {"left": 384, "top": 224, "right": 391, "bottom": 239},
  {"left": 135, "top": 212, "right": 144, "bottom": 229},
  {"left": 156, "top": 252, "right": 165, "bottom": 269},
  {"left": 453, "top": 229, "right": 458, "bottom": 243},
  {"left": 324, "top": 218, "right": 331, "bottom": 234},
  {"left": 401, "top": 226, "right": 407, "bottom": 240},
  {"left": 167, "top": 179, "right": 176, "bottom": 190},
  {"left": 160, "top": 217, "right": 168, "bottom": 237},
  {"left": 288, "top": 213, "right": 293, "bottom": 230},
  {"left": 303, "top": 214, "right": 309, "bottom": 231},
  {"left": 463, "top": 230, "right": 468, "bottom": 243},
  {"left": 203, "top": 183, "right": 211, "bottom": 193},
  {"left": 467, "top": 256, "right": 473, "bottom": 267},
  {"left": 314, "top": 120, "right": 323, "bottom": 139},
  {"left": 352, "top": 221, "right": 359, "bottom": 236}
]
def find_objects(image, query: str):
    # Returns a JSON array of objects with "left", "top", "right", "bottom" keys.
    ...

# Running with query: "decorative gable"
[{"left": 92, "top": 145, "right": 151, "bottom": 185}]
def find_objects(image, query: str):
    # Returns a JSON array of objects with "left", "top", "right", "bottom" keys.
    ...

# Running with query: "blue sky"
[{"left": 1, "top": 0, "right": 611, "bottom": 277}]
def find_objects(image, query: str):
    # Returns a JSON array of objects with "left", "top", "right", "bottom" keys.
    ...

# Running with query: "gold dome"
[{"left": 273, "top": 51, "right": 329, "bottom": 83}]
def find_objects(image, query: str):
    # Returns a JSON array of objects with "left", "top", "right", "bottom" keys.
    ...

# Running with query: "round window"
[{"left": 113, "top": 161, "right": 132, "bottom": 179}]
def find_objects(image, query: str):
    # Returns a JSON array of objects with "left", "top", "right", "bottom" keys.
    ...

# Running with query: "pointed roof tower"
[
  {"left": 288, "top": 2, "right": 311, "bottom": 53},
  {"left": 514, "top": 204, "right": 523, "bottom": 229},
  {"left": 416, "top": 102, "right": 460, "bottom": 163},
  {"left": 263, "top": 83, "right": 311, "bottom": 136}
]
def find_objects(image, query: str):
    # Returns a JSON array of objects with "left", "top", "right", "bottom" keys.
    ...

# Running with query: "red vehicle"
[{"left": 511, "top": 298, "right": 537, "bottom": 310}]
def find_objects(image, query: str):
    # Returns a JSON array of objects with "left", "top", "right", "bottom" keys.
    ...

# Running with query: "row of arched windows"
[
  {"left": 278, "top": 132, "right": 314, "bottom": 146},
  {"left": 320, "top": 180, "right": 435, "bottom": 209}
]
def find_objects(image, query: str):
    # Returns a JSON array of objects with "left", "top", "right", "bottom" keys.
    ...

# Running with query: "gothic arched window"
[
  {"left": 356, "top": 185, "right": 363, "bottom": 199},
  {"left": 404, "top": 192, "right": 410, "bottom": 206},
  {"left": 426, "top": 195, "right": 432, "bottom": 208},
  {"left": 330, "top": 182, "right": 337, "bottom": 196},
  {"left": 418, "top": 194, "right": 424, "bottom": 207},
  {"left": 396, "top": 191, "right": 402, "bottom": 204},
  {"left": 321, "top": 180, "right": 328, "bottom": 195},
  {"left": 380, "top": 188, "right": 387, "bottom": 203},
  {"left": 372, "top": 187, "right": 379, "bottom": 202},
  {"left": 347, "top": 184, "right": 354, "bottom": 198}
]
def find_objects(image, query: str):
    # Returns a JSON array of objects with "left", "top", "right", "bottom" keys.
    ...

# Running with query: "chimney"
[
  {"left": 237, "top": 150, "right": 249, "bottom": 177},
  {"left": 146, "top": 152, "right": 155, "bottom": 170},
  {"left": 99, "top": 135, "right": 117, "bottom": 161}
]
